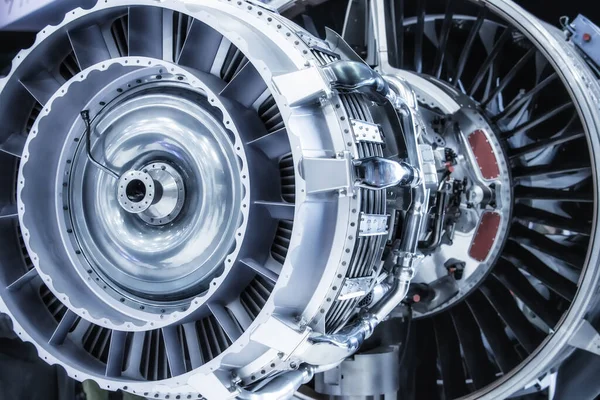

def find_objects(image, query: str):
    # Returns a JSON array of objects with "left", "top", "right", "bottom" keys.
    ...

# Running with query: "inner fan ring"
[
  {"left": 19, "top": 58, "right": 251, "bottom": 324},
  {"left": 67, "top": 73, "right": 243, "bottom": 304}
]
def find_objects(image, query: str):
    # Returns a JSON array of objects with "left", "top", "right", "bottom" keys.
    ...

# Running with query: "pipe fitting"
[{"left": 237, "top": 364, "right": 315, "bottom": 400}]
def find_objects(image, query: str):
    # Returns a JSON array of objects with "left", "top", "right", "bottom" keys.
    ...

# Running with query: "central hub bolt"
[
  {"left": 117, "top": 170, "right": 155, "bottom": 213},
  {"left": 114, "top": 162, "right": 186, "bottom": 225}
]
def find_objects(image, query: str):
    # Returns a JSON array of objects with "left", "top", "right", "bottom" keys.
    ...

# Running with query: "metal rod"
[
  {"left": 237, "top": 365, "right": 315, "bottom": 400},
  {"left": 419, "top": 181, "right": 451, "bottom": 251},
  {"left": 492, "top": 72, "right": 558, "bottom": 121},
  {"left": 508, "top": 130, "right": 583, "bottom": 159},
  {"left": 481, "top": 47, "right": 536, "bottom": 107},
  {"left": 502, "top": 101, "right": 573, "bottom": 139},
  {"left": 433, "top": 0, "right": 454, "bottom": 79},
  {"left": 468, "top": 27, "right": 513, "bottom": 95},
  {"left": 414, "top": 0, "right": 426, "bottom": 73},
  {"left": 453, "top": 7, "right": 486, "bottom": 87}
]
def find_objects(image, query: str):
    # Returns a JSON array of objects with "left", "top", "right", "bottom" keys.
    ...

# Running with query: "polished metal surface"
[
  {"left": 1, "top": 0, "right": 600, "bottom": 399},
  {"left": 69, "top": 86, "right": 243, "bottom": 302},
  {"left": 354, "top": 157, "right": 421, "bottom": 189},
  {"left": 116, "top": 170, "right": 156, "bottom": 214},
  {"left": 137, "top": 162, "right": 185, "bottom": 225}
]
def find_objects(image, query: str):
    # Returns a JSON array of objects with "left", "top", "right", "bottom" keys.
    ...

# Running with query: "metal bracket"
[
  {"left": 350, "top": 119, "right": 384, "bottom": 144},
  {"left": 568, "top": 15, "right": 600, "bottom": 69},
  {"left": 301, "top": 155, "right": 353, "bottom": 194},
  {"left": 338, "top": 277, "right": 373, "bottom": 301},
  {"left": 359, "top": 213, "right": 389, "bottom": 236},
  {"left": 272, "top": 65, "right": 331, "bottom": 107},
  {"left": 568, "top": 319, "right": 600, "bottom": 356},
  {"left": 296, "top": 31, "right": 339, "bottom": 58},
  {"left": 419, "top": 144, "right": 438, "bottom": 189}
]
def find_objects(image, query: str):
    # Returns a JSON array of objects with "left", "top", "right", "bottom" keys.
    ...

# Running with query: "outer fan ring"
[
  {"left": 467, "top": 3, "right": 600, "bottom": 398},
  {"left": 341, "top": 0, "right": 600, "bottom": 398}
]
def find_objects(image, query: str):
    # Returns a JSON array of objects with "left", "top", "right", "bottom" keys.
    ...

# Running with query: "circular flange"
[
  {"left": 138, "top": 162, "right": 185, "bottom": 225},
  {"left": 401, "top": 74, "right": 513, "bottom": 318},
  {"left": 116, "top": 170, "right": 155, "bottom": 213},
  {"left": 20, "top": 58, "right": 251, "bottom": 325}
]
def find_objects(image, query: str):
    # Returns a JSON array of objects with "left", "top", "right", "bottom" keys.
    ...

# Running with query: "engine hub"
[{"left": 401, "top": 76, "right": 513, "bottom": 316}]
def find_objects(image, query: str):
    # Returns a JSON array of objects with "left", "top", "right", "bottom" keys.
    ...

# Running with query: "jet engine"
[{"left": 1, "top": 0, "right": 599, "bottom": 399}]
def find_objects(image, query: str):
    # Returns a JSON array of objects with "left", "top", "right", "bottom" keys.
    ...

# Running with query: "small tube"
[{"left": 237, "top": 365, "right": 315, "bottom": 400}]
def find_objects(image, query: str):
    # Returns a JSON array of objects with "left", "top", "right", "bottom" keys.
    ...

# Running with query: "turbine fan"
[{"left": 0, "top": 1, "right": 599, "bottom": 399}]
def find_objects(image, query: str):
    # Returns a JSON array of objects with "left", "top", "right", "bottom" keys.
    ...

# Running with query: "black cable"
[
  {"left": 398, "top": 305, "right": 413, "bottom": 367},
  {"left": 80, "top": 110, "right": 119, "bottom": 179}
]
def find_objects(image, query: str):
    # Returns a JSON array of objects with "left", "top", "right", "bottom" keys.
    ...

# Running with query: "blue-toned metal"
[{"left": 569, "top": 15, "right": 600, "bottom": 68}]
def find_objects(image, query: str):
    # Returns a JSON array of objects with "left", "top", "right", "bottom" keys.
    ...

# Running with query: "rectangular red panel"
[
  {"left": 468, "top": 129, "right": 500, "bottom": 180},
  {"left": 469, "top": 211, "right": 501, "bottom": 262}
]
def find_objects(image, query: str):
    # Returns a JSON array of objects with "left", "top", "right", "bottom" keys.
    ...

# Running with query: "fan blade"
[
  {"left": 414, "top": 0, "right": 427, "bottom": 73},
  {"left": 105, "top": 330, "right": 127, "bottom": 377},
  {"left": 467, "top": 290, "right": 522, "bottom": 373},
  {"left": 247, "top": 128, "right": 290, "bottom": 160},
  {"left": 510, "top": 223, "right": 585, "bottom": 268},
  {"left": 480, "top": 275, "right": 545, "bottom": 353},
  {"left": 493, "top": 259, "right": 562, "bottom": 327},
  {"left": 509, "top": 131, "right": 584, "bottom": 159},
  {"left": 177, "top": 19, "right": 223, "bottom": 73},
  {"left": 182, "top": 323, "right": 203, "bottom": 369},
  {"left": 0, "top": 133, "right": 26, "bottom": 158},
  {"left": 469, "top": 27, "right": 512, "bottom": 95},
  {"left": 7, "top": 268, "right": 39, "bottom": 292},
  {"left": 388, "top": 0, "right": 405, "bottom": 68},
  {"left": 68, "top": 25, "right": 111, "bottom": 69},
  {"left": 513, "top": 204, "right": 591, "bottom": 235},
  {"left": 254, "top": 200, "right": 295, "bottom": 221},
  {"left": 128, "top": 7, "right": 164, "bottom": 58},
  {"left": 123, "top": 331, "right": 145, "bottom": 378},
  {"left": 494, "top": 73, "right": 558, "bottom": 122},
  {"left": 49, "top": 310, "right": 78, "bottom": 346},
  {"left": 452, "top": 7, "right": 486, "bottom": 86},
  {"left": 0, "top": 204, "right": 17, "bottom": 220},
  {"left": 226, "top": 298, "right": 253, "bottom": 331},
  {"left": 433, "top": 313, "right": 469, "bottom": 398},
  {"left": 432, "top": 0, "right": 454, "bottom": 78},
  {"left": 451, "top": 302, "right": 497, "bottom": 389},
  {"left": 162, "top": 326, "right": 186, "bottom": 377},
  {"left": 482, "top": 47, "right": 535, "bottom": 107},
  {"left": 503, "top": 102, "right": 573, "bottom": 139},
  {"left": 219, "top": 62, "right": 267, "bottom": 108},
  {"left": 209, "top": 303, "right": 244, "bottom": 343},
  {"left": 239, "top": 258, "right": 279, "bottom": 284},
  {"left": 415, "top": 318, "right": 441, "bottom": 400},
  {"left": 513, "top": 162, "right": 590, "bottom": 180},
  {"left": 20, "top": 71, "right": 62, "bottom": 106},
  {"left": 503, "top": 241, "right": 577, "bottom": 301},
  {"left": 514, "top": 186, "right": 593, "bottom": 203}
]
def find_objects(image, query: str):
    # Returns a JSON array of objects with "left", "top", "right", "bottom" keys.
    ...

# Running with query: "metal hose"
[{"left": 237, "top": 365, "right": 315, "bottom": 400}]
